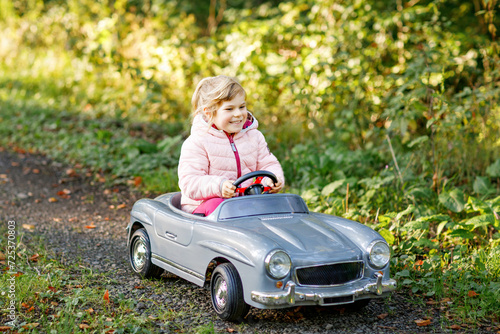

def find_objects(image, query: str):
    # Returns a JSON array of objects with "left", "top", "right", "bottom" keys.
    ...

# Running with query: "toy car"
[{"left": 127, "top": 171, "right": 396, "bottom": 321}]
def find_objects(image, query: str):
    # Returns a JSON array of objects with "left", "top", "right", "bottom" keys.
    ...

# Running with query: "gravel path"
[{"left": 0, "top": 149, "right": 493, "bottom": 333}]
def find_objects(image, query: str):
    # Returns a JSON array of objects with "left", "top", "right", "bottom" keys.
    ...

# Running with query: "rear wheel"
[
  {"left": 210, "top": 263, "right": 250, "bottom": 321},
  {"left": 129, "top": 228, "right": 163, "bottom": 279}
]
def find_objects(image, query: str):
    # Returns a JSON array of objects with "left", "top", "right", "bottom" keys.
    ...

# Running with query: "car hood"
[{"left": 230, "top": 214, "right": 364, "bottom": 263}]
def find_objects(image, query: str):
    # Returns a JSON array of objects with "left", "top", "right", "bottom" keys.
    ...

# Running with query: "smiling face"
[{"left": 207, "top": 92, "right": 248, "bottom": 134}]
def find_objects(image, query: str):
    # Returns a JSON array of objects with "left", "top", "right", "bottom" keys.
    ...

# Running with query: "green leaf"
[
  {"left": 439, "top": 189, "right": 466, "bottom": 213},
  {"left": 465, "top": 214, "right": 495, "bottom": 230},
  {"left": 402, "top": 279, "right": 414, "bottom": 285},
  {"left": 448, "top": 229, "right": 475, "bottom": 239},
  {"left": 473, "top": 176, "right": 493, "bottom": 195},
  {"left": 403, "top": 220, "right": 429, "bottom": 231},
  {"left": 321, "top": 179, "right": 344, "bottom": 196},
  {"left": 396, "top": 269, "right": 410, "bottom": 278},
  {"left": 407, "top": 135, "right": 428, "bottom": 148},
  {"left": 378, "top": 228, "right": 395, "bottom": 245},
  {"left": 417, "top": 214, "right": 450, "bottom": 223},
  {"left": 135, "top": 139, "right": 158, "bottom": 154},
  {"left": 467, "top": 196, "right": 492, "bottom": 215},
  {"left": 486, "top": 159, "right": 500, "bottom": 177},
  {"left": 436, "top": 220, "right": 449, "bottom": 236},
  {"left": 396, "top": 205, "right": 415, "bottom": 221}
]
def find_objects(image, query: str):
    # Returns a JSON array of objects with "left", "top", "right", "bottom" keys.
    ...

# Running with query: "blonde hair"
[{"left": 191, "top": 75, "right": 246, "bottom": 123}]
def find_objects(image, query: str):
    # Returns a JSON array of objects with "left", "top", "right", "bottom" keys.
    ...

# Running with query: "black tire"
[
  {"left": 129, "top": 228, "right": 163, "bottom": 279},
  {"left": 210, "top": 263, "right": 250, "bottom": 322}
]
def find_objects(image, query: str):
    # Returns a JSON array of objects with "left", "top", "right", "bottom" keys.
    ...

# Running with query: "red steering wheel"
[{"left": 232, "top": 171, "right": 278, "bottom": 196}]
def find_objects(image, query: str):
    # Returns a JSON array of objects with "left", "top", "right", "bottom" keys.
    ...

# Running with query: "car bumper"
[{"left": 251, "top": 273, "right": 396, "bottom": 307}]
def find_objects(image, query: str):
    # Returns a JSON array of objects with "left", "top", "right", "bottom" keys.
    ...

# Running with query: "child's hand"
[
  {"left": 221, "top": 180, "right": 237, "bottom": 198},
  {"left": 266, "top": 179, "right": 283, "bottom": 193}
]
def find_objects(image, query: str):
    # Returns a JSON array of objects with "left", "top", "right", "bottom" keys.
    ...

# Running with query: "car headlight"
[
  {"left": 265, "top": 250, "right": 291, "bottom": 279},
  {"left": 368, "top": 241, "right": 390, "bottom": 268}
]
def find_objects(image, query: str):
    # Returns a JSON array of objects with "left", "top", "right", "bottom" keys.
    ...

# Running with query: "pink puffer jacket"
[{"left": 178, "top": 113, "right": 285, "bottom": 213}]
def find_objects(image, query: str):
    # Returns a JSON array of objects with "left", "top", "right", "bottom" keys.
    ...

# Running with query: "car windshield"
[{"left": 217, "top": 194, "right": 309, "bottom": 220}]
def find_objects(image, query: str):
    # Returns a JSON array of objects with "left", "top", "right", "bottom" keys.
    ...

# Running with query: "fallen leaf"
[
  {"left": 0, "top": 252, "right": 5, "bottom": 261},
  {"left": 415, "top": 319, "right": 431, "bottom": 327},
  {"left": 66, "top": 168, "right": 78, "bottom": 177},
  {"left": 468, "top": 290, "right": 479, "bottom": 298},
  {"left": 377, "top": 313, "right": 389, "bottom": 320},
  {"left": 448, "top": 324, "right": 461, "bottom": 330},
  {"left": 22, "top": 302, "right": 30, "bottom": 308},
  {"left": 57, "top": 189, "right": 71, "bottom": 199},
  {"left": 13, "top": 147, "right": 26, "bottom": 154},
  {"left": 134, "top": 176, "right": 143, "bottom": 187},
  {"left": 0, "top": 326, "right": 12, "bottom": 332},
  {"left": 51, "top": 301, "right": 59, "bottom": 306},
  {"left": 22, "top": 224, "right": 35, "bottom": 230},
  {"left": 13, "top": 271, "right": 23, "bottom": 277},
  {"left": 32, "top": 168, "right": 40, "bottom": 174},
  {"left": 48, "top": 286, "right": 57, "bottom": 293},
  {"left": 85, "top": 224, "right": 97, "bottom": 229},
  {"left": 79, "top": 324, "right": 90, "bottom": 329},
  {"left": 29, "top": 254, "right": 40, "bottom": 262},
  {"left": 86, "top": 308, "right": 94, "bottom": 314},
  {"left": 48, "top": 197, "right": 58, "bottom": 203},
  {"left": 227, "top": 328, "right": 235, "bottom": 333},
  {"left": 103, "top": 289, "right": 110, "bottom": 303},
  {"left": 116, "top": 203, "right": 127, "bottom": 209},
  {"left": 22, "top": 323, "right": 39, "bottom": 329}
]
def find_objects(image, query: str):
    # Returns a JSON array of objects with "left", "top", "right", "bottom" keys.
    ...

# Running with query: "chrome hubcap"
[
  {"left": 132, "top": 238, "right": 147, "bottom": 271},
  {"left": 213, "top": 276, "right": 228, "bottom": 310}
]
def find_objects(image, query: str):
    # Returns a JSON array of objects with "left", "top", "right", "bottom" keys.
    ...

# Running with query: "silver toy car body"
[{"left": 127, "top": 172, "right": 396, "bottom": 321}]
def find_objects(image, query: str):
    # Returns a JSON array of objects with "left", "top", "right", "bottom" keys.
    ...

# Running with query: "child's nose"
[{"left": 234, "top": 108, "right": 243, "bottom": 117}]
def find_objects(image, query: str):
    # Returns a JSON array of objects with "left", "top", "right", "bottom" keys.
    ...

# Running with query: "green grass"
[{"left": 393, "top": 246, "right": 500, "bottom": 324}]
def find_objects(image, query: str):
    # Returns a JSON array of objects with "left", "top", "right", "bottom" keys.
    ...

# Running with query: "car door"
[{"left": 154, "top": 209, "right": 194, "bottom": 247}]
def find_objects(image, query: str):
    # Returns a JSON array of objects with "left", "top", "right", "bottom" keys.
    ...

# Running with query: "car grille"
[{"left": 295, "top": 261, "right": 363, "bottom": 286}]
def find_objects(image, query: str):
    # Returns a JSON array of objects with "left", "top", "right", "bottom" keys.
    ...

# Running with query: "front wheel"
[
  {"left": 129, "top": 228, "right": 163, "bottom": 279},
  {"left": 210, "top": 263, "right": 250, "bottom": 322}
]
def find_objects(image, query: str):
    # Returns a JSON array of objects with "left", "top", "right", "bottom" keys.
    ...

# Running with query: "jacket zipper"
[{"left": 228, "top": 134, "right": 242, "bottom": 178}]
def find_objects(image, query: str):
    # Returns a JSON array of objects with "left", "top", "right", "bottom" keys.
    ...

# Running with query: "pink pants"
[{"left": 193, "top": 197, "right": 225, "bottom": 216}]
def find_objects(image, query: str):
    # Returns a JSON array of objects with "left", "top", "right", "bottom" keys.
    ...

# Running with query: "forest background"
[{"left": 1, "top": 0, "right": 500, "bottom": 327}]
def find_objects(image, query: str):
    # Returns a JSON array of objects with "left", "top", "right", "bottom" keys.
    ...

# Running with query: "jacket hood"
[{"left": 191, "top": 112, "right": 258, "bottom": 138}]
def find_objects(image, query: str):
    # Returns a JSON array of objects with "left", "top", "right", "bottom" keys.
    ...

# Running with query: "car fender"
[
  {"left": 128, "top": 199, "right": 159, "bottom": 245},
  {"left": 198, "top": 240, "right": 255, "bottom": 267},
  {"left": 313, "top": 213, "right": 387, "bottom": 249}
]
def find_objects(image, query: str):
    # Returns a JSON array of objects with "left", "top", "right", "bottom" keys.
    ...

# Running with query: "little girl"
[{"left": 178, "top": 75, "right": 284, "bottom": 215}]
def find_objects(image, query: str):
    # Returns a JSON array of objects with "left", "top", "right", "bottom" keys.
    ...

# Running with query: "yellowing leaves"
[
  {"left": 103, "top": 289, "right": 110, "bottom": 303},
  {"left": 415, "top": 319, "right": 431, "bottom": 327}
]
